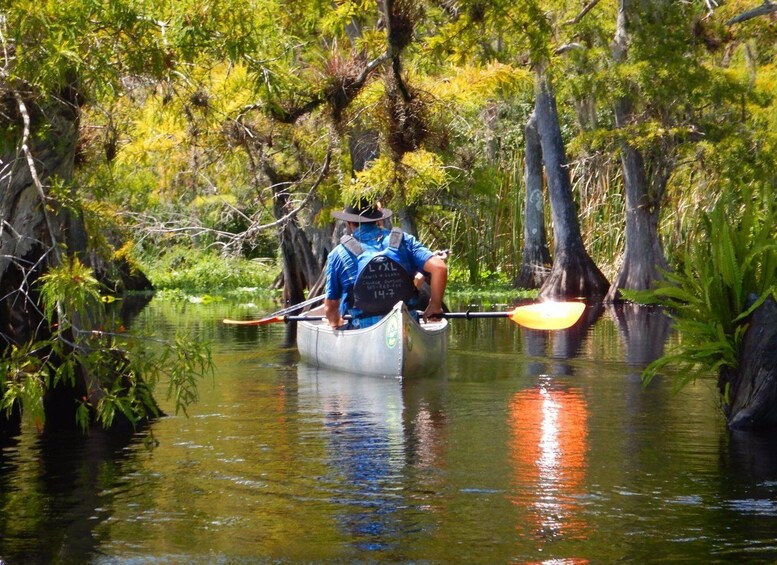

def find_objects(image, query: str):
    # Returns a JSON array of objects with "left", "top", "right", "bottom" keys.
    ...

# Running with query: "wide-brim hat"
[{"left": 332, "top": 199, "right": 393, "bottom": 223}]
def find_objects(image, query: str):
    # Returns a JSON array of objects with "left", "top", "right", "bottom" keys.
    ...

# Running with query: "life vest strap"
[
  {"left": 340, "top": 227, "right": 403, "bottom": 256},
  {"left": 340, "top": 234, "right": 363, "bottom": 256}
]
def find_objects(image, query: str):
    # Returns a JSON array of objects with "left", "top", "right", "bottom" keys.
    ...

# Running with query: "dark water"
[{"left": 3, "top": 297, "right": 777, "bottom": 564}]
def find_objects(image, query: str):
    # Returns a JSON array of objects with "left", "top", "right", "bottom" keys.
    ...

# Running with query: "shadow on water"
[{"left": 0, "top": 426, "right": 147, "bottom": 564}]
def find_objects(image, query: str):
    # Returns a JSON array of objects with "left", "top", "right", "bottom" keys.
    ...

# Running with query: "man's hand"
[
  {"left": 423, "top": 301, "right": 445, "bottom": 322},
  {"left": 324, "top": 298, "right": 346, "bottom": 329}
]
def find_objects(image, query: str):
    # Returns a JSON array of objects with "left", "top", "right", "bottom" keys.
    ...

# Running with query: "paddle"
[
  {"left": 442, "top": 301, "right": 586, "bottom": 330},
  {"left": 224, "top": 301, "right": 586, "bottom": 331},
  {"left": 222, "top": 294, "right": 325, "bottom": 326}
]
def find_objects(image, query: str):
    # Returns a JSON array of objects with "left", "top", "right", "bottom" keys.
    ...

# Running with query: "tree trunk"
[
  {"left": 0, "top": 92, "right": 80, "bottom": 344},
  {"left": 349, "top": 127, "right": 380, "bottom": 173},
  {"left": 533, "top": 68, "right": 609, "bottom": 300},
  {"left": 606, "top": 0, "right": 670, "bottom": 302},
  {"left": 720, "top": 296, "right": 777, "bottom": 430},
  {"left": 0, "top": 89, "right": 148, "bottom": 431},
  {"left": 2, "top": 87, "right": 160, "bottom": 433},
  {"left": 515, "top": 111, "right": 551, "bottom": 289},
  {"left": 272, "top": 189, "right": 317, "bottom": 300}
]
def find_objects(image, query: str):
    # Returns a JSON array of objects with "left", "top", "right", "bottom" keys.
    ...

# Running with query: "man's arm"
[
  {"left": 421, "top": 255, "right": 447, "bottom": 321},
  {"left": 324, "top": 298, "right": 346, "bottom": 329}
]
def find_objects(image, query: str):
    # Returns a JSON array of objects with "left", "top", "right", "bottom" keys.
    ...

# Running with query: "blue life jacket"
[{"left": 340, "top": 227, "right": 417, "bottom": 316}]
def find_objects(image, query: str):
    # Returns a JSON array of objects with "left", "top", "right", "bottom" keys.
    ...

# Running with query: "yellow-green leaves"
[
  {"left": 38, "top": 256, "right": 103, "bottom": 329},
  {"left": 344, "top": 150, "right": 448, "bottom": 209}
]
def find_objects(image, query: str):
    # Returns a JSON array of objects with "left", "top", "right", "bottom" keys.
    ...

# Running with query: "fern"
[{"left": 624, "top": 185, "right": 777, "bottom": 391}]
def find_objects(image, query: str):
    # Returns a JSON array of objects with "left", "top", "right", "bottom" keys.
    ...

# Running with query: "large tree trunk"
[
  {"left": 1, "top": 88, "right": 157, "bottom": 434},
  {"left": 1, "top": 90, "right": 108, "bottom": 430},
  {"left": 720, "top": 296, "right": 777, "bottom": 430},
  {"left": 533, "top": 68, "right": 609, "bottom": 300},
  {"left": 0, "top": 91, "right": 81, "bottom": 345},
  {"left": 515, "top": 111, "right": 551, "bottom": 289},
  {"left": 271, "top": 185, "right": 319, "bottom": 320},
  {"left": 606, "top": 0, "right": 670, "bottom": 302}
]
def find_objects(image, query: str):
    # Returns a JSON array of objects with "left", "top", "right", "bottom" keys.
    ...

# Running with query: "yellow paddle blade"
[{"left": 508, "top": 301, "right": 586, "bottom": 330}]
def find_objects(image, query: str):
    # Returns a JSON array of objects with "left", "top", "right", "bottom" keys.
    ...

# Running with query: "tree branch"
[
  {"left": 14, "top": 92, "right": 62, "bottom": 265},
  {"left": 123, "top": 147, "right": 333, "bottom": 255},
  {"left": 565, "top": 0, "right": 602, "bottom": 25},
  {"left": 726, "top": 0, "right": 777, "bottom": 25}
]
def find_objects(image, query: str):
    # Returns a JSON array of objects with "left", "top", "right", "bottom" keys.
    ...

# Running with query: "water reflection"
[
  {"left": 509, "top": 323, "right": 591, "bottom": 546},
  {"left": 608, "top": 303, "right": 672, "bottom": 367},
  {"left": 401, "top": 376, "right": 448, "bottom": 471},
  {"left": 6, "top": 298, "right": 777, "bottom": 562},
  {"left": 550, "top": 301, "right": 604, "bottom": 361},
  {"left": 508, "top": 385, "right": 589, "bottom": 542},
  {"left": 296, "top": 366, "right": 408, "bottom": 553},
  {"left": 0, "top": 427, "right": 141, "bottom": 563}
]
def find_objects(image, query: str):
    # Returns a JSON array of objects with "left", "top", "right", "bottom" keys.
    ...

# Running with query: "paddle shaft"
[
  {"left": 225, "top": 302, "right": 585, "bottom": 330},
  {"left": 222, "top": 295, "right": 325, "bottom": 325},
  {"left": 268, "top": 294, "right": 325, "bottom": 317},
  {"left": 280, "top": 311, "right": 508, "bottom": 322},
  {"left": 439, "top": 311, "right": 509, "bottom": 319}
]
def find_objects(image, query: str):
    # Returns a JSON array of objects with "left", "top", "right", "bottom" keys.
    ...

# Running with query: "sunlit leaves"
[
  {"left": 346, "top": 149, "right": 448, "bottom": 207},
  {"left": 38, "top": 256, "right": 103, "bottom": 328},
  {"left": 425, "top": 62, "right": 531, "bottom": 112},
  {"left": 5, "top": 0, "right": 168, "bottom": 95}
]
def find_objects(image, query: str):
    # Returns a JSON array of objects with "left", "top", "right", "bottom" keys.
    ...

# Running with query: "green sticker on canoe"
[{"left": 386, "top": 316, "right": 399, "bottom": 349}]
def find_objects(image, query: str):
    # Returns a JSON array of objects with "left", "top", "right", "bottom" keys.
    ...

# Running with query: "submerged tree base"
[
  {"left": 539, "top": 247, "right": 610, "bottom": 300},
  {"left": 720, "top": 296, "right": 777, "bottom": 430}
]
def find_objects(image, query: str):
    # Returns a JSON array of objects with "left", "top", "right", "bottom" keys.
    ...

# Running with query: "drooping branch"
[{"left": 726, "top": 0, "right": 777, "bottom": 25}]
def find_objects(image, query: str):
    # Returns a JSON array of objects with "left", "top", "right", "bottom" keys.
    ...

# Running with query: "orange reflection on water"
[{"left": 508, "top": 386, "right": 590, "bottom": 545}]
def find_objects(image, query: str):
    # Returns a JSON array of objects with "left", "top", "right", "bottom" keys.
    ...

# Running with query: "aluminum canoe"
[{"left": 297, "top": 301, "right": 448, "bottom": 378}]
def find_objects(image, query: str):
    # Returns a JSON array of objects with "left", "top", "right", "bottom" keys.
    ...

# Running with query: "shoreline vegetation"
[{"left": 138, "top": 245, "right": 538, "bottom": 305}]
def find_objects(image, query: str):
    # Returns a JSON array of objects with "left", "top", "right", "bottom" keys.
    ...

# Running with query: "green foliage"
[
  {"left": 345, "top": 150, "right": 449, "bottom": 208},
  {"left": 38, "top": 257, "right": 102, "bottom": 328},
  {"left": 624, "top": 186, "right": 777, "bottom": 391},
  {"left": 2, "top": 253, "right": 214, "bottom": 433},
  {"left": 3, "top": 0, "right": 777, "bottom": 430},
  {"left": 0, "top": 343, "right": 47, "bottom": 426},
  {"left": 140, "top": 245, "right": 278, "bottom": 291},
  {"left": 447, "top": 279, "right": 538, "bottom": 305}
]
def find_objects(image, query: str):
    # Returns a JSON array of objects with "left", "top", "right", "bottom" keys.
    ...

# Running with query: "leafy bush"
[{"left": 1, "top": 257, "right": 213, "bottom": 433}]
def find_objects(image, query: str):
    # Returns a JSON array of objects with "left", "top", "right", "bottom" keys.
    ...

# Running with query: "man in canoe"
[{"left": 324, "top": 198, "right": 448, "bottom": 330}]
